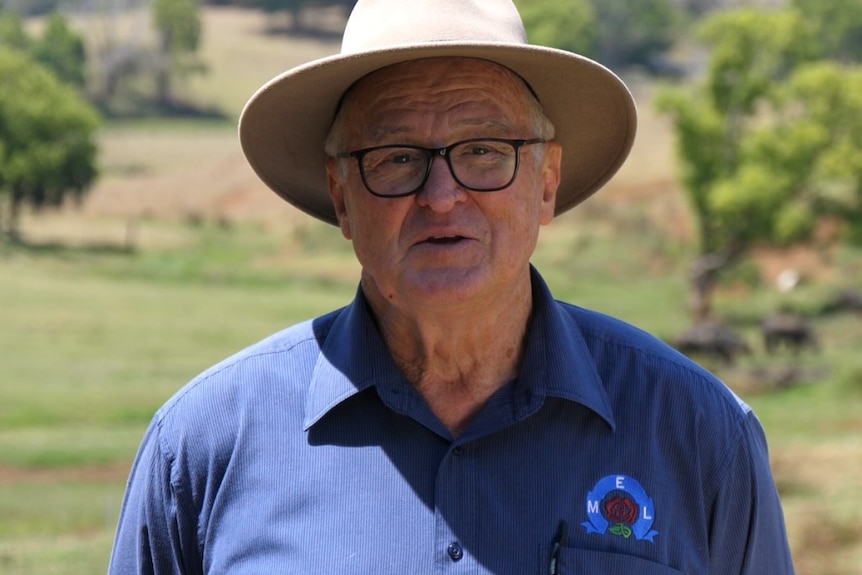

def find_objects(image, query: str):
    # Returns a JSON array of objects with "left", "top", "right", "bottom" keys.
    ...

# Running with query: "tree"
[
  {"left": 591, "top": 0, "right": 682, "bottom": 71},
  {"left": 655, "top": 8, "right": 829, "bottom": 320},
  {"left": 514, "top": 0, "right": 682, "bottom": 71},
  {"left": 0, "top": 48, "right": 100, "bottom": 239},
  {"left": 242, "top": 0, "right": 352, "bottom": 33},
  {"left": 791, "top": 0, "right": 862, "bottom": 63},
  {"left": 515, "top": 0, "right": 597, "bottom": 58},
  {"left": 1, "top": 10, "right": 87, "bottom": 90},
  {"left": 701, "top": 73, "right": 858, "bottom": 249},
  {"left": 0, "top": 0, "right": 59, "bottom": 17},
  {"left": 740, "top": 64, "right": 862, "bottom": 244},
  {"left": 152, "top": 0, "right": 204, "bottom": 107},
  {"left": 674, "top": 0, "right": 726, "bottom": 17},
  {"left": 0, "top": 10, "right": 29, "bottom": 51},
  {"left": 30, "top": 12, "right": 87, "bottom": 88},
  {"left": 80, "top": 0, "right": 154, "bottom": 112}
]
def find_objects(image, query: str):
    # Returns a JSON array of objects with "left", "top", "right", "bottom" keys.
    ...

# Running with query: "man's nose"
[{"left": 416, "top": 155, "right": 467, "bottom": 210}]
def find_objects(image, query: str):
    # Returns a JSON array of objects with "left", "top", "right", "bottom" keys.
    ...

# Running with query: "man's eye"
[
  {"left": 459, "top": 142, "right": 510, "bottom": 157},
  {"left": 364, "top": 148, "right": 421, "bottom": 170},
  {"left": 390, "top": 152, "right": 416, "bottom": 164}
]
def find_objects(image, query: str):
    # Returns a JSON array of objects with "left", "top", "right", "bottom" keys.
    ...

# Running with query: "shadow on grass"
[
  {"left": 98, "top": 98, "right": 230, "bottom": 122},
  {"left": 1, "top": 237, "right": 136, "bottom": 258}
]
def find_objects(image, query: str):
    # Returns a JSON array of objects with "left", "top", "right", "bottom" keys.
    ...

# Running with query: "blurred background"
[{"left": 0, "top": 0, "right": 860, "bottom": 572}]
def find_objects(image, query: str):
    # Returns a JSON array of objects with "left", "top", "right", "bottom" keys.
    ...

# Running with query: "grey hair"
[{"left": 522, "top": 87, "right": 556, "bottom": 162}]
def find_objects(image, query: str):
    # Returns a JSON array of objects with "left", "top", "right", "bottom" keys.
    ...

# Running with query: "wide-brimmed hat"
[{"left": 239, "top": 0, "right": 637, "bottom": 226}]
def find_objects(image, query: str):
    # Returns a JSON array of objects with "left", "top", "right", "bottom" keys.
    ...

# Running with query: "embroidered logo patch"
[{"left": 582, "top": 475, "right": 659, "bottom": 542}]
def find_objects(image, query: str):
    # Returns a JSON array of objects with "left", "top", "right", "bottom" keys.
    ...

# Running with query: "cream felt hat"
[{"left": 238, "top": 0, "right": 637, "bottom": 226}]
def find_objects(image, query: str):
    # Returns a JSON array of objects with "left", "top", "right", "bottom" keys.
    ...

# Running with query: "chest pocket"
[{"left": 556, "top": 547, "right": 686, "bottom": 574}]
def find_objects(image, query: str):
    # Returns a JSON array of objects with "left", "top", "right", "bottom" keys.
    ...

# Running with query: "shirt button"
[
  {"left": 447, "top": 542, "right": 464, "bottom": 562},
  {"left": 452, "top": 445, "right": 464, "bottom": 456}
]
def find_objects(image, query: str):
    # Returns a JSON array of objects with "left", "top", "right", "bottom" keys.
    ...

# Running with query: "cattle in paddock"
[
  {"left": 761, "top": 313, "right": 819, "bottom": 355},
  {"left": 822, "top": 289, "right": 862, "bottom": 315},
  {"left": 675, "top": 321, "right": 751, "bottom": 366}
]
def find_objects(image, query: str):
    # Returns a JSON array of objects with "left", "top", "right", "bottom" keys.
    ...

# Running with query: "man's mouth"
[{"left": 425, "top": 235, "right": 465, "bottom": 245}]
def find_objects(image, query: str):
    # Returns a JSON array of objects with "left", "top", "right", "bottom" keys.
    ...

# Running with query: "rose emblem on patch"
[{"left": 582, "top": 475, "right": 659, "bottom": 542}]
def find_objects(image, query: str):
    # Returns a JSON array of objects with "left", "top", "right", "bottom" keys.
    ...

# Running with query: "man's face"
[{"left": 326, "top": 57, "right": 561, "bottom": 312}]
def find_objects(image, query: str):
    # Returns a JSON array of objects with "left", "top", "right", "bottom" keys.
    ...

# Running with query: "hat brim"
[{"left": 239, "top": 42, "right": 637, "bottom": 226}]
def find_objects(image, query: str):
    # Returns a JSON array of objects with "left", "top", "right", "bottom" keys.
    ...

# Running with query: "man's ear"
[
  {"left": 326, "top": 158, "right": 352, "bottom": 239},
  {"left": 540, "top": 142, "right": 562, "bottom": 225}
]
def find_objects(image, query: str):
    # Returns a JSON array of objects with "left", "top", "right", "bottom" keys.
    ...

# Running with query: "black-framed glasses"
[{"left": 336, "top": 138, "right": 546, "bottom": 198}]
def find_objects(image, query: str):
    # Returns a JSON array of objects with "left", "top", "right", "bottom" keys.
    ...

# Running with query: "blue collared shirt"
[{"left": 109, "top": 269, "right": 794, "bottom": 574}]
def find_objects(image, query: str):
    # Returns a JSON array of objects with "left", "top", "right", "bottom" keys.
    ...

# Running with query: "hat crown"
[{"left": 341, "top": 0, "right": 528, "bottom": 54}]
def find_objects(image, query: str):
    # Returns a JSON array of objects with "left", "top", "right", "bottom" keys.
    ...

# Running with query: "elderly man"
[{"left": 109, "top": 1, "right": 794, "bottom": 574}]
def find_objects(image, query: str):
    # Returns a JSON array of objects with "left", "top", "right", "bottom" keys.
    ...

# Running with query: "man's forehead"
[{"left": 340, "top": 57, "right": 532, "bottom": 133}]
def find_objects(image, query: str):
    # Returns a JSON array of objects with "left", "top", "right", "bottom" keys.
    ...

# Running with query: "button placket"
[{"left": 435, "top": 441, "right": 473, "bottom": 570}]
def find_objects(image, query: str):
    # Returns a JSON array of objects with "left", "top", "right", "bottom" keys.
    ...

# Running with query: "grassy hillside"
[{"left": 2, "top": 6, "right": 861, "bottom": 574}]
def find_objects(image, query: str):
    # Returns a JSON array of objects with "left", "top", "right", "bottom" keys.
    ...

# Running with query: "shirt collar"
[
  {"left": 520, "top": 267, "right": 615, "bottom": 429},
  {"left": 303, "top": 267, "right": 615, "bottom": 431},
  {"left": 303, "top": 290, "right": 400, "bottom": 430}
]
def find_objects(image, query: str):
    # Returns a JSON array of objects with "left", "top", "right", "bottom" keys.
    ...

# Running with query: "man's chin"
[{"left": 401, "top": 266, "right": 490, "bottom": 304}]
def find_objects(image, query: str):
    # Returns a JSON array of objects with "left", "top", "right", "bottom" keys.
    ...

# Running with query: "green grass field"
[
  {"left": 3, "top": 207, "right": 861, "bottom": 573},
  {"left": 2, "top": 6, "right": 862, "bottom": 574},
  {"left": 0, "top": 217, "right": 359, "bottom": 572}
]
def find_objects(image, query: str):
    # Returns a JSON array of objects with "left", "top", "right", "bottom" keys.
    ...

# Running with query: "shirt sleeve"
[
  {"left": 108, "top": 417, "right": 203, "bottom": 575},
  {"left": 708, "top": 409, "right": 795, "bottom": 574}
]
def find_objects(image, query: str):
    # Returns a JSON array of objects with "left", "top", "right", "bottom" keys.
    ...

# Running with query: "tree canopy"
[
  {"left": 514, "top": 0, "right": 596, "bottom": 57},
  {"left": 590, "top": 0, "right": 681, "bottom": 70},
  {"left": 515, "top": 0, "right": 682, "bottom": 70},
  {"left": 0, "top": 10, "right": 86, "bottom": 89},
  {"left": 0, "top": 10, "right": 29, "bottom": 50},
  {"left": 791, "top": 0, "right": 862, "bottom": 63},
  {"left": 0, "top": 47, "right": 100, "bottom": 238},
  {"left": 152, "top": 0, "right": 205, "bottom": 106},
  {"left": 657, "top": 6, "right": 862, "bottom": 318},
  {"left": 30, "top": 12, "right": 87, "bottom": 88}
]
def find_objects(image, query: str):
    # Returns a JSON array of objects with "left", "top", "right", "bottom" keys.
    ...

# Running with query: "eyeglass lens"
[{"left": 359, "top": 139, "right": 521, "bottom": 197}]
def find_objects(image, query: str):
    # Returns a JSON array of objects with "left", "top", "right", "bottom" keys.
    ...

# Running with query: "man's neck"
[{"left": 363, "top": 274, "right": 534, "bottom": 436}]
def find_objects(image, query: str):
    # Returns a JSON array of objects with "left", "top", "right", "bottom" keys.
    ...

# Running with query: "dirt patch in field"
[{"left": 750, "top": 245, "right": 839, "bottom": 287}]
